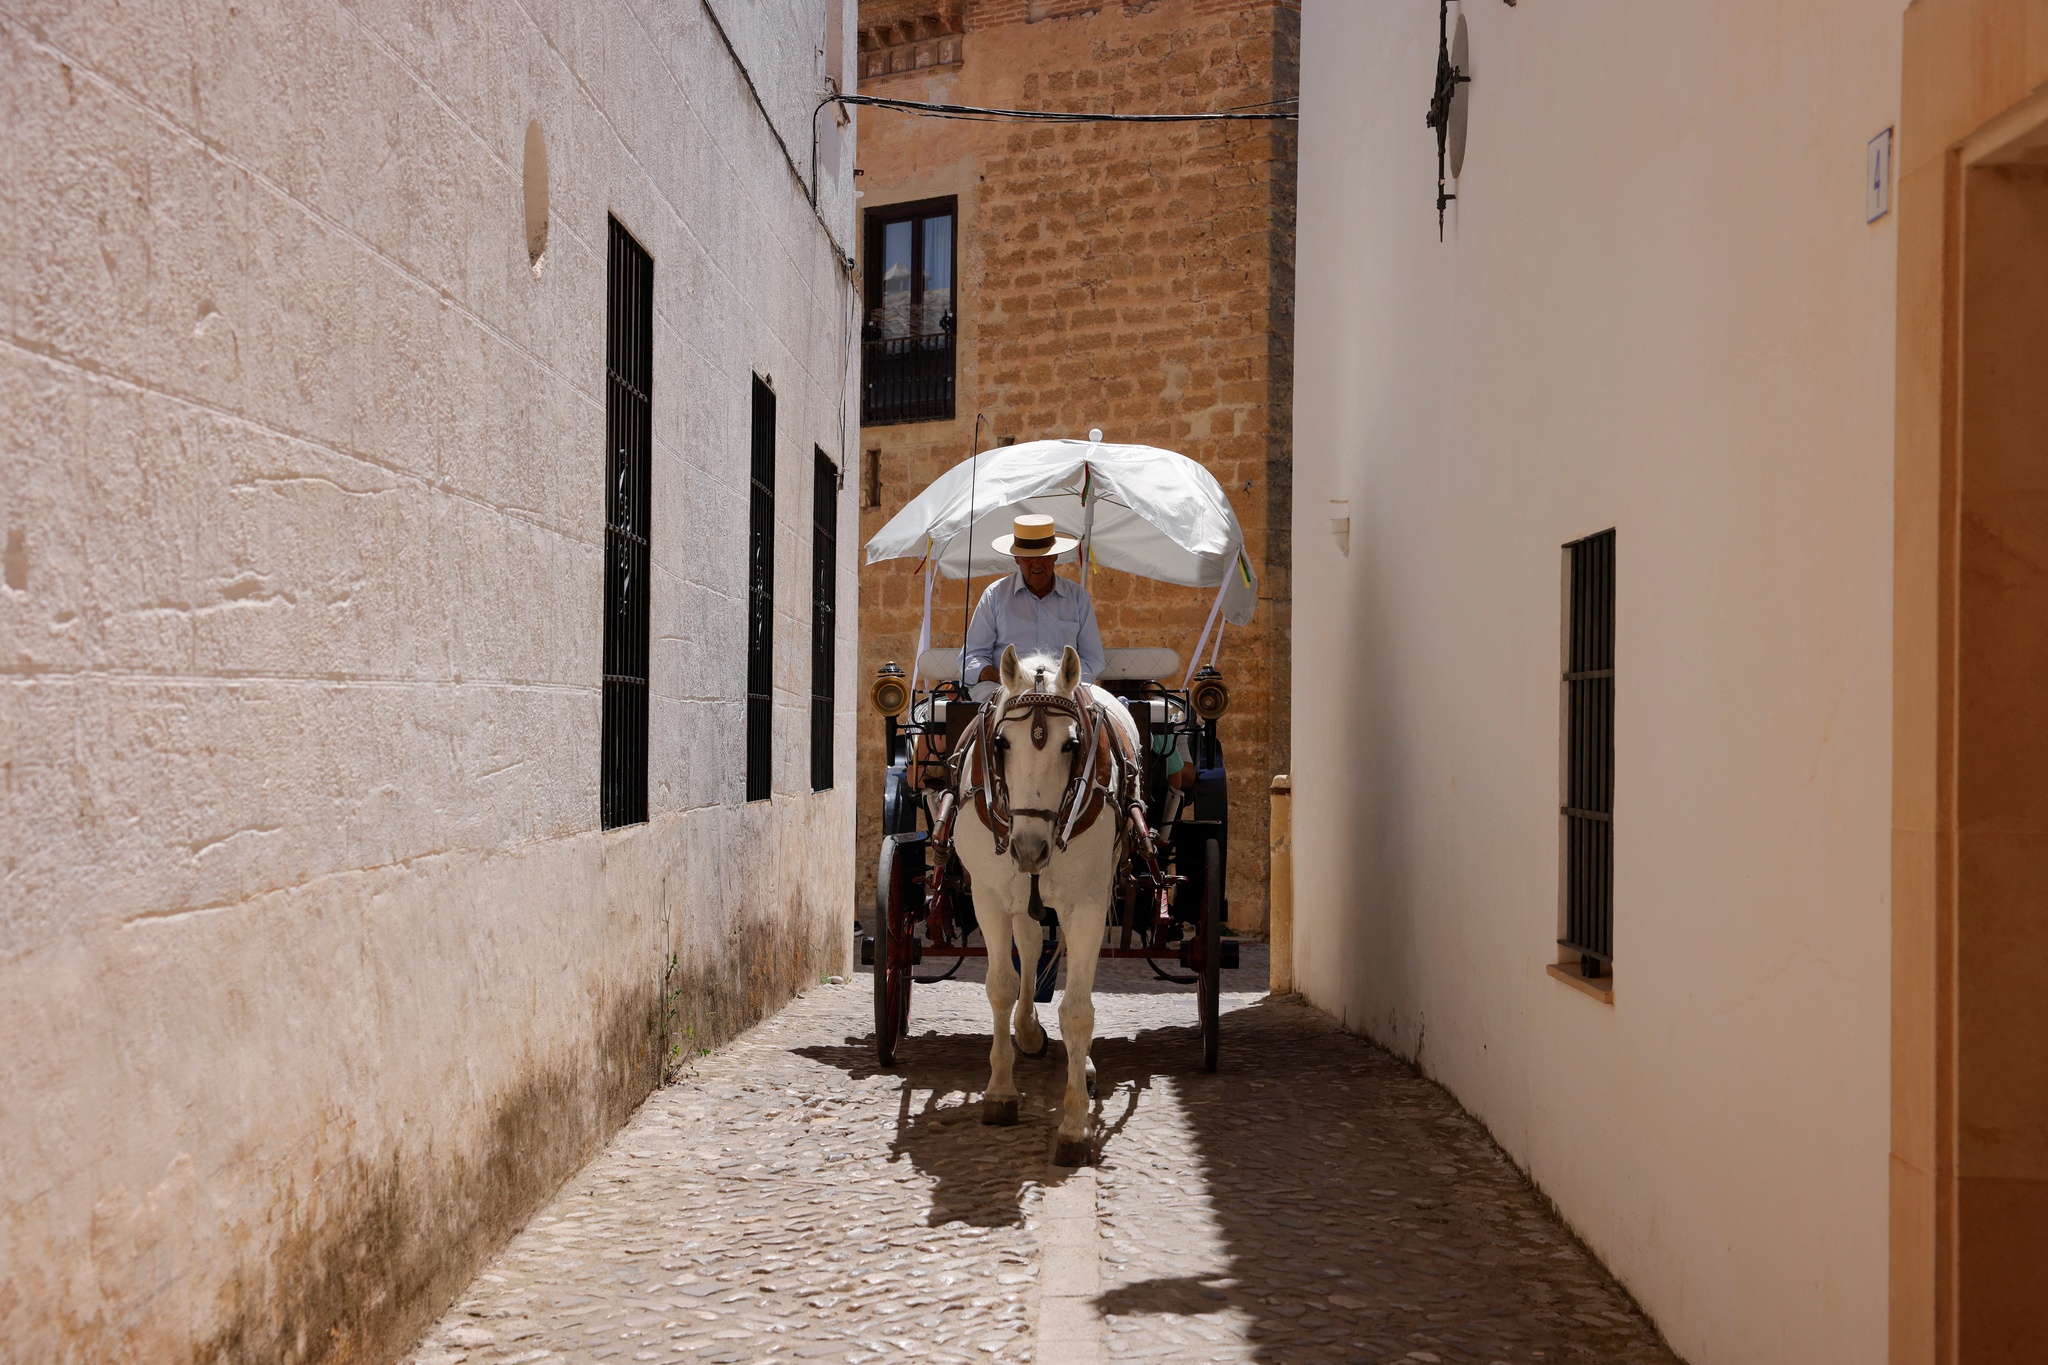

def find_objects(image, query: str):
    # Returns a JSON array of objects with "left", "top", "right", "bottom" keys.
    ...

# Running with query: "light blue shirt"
[{"left": 962, "top": 571, "right": 1107, "bottom": 684}]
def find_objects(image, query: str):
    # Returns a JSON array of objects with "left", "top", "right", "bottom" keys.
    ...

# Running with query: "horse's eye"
[
  {"left": 995, "top": 735, "right": 1010, "bottom": 752},
  {"left": 1060, "top": 738, "right": 1078, "bottom": 753}
]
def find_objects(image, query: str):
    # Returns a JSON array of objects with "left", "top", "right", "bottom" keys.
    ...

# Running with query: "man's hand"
[{"left": 977, "top": 666, "right": 999, "bottom": 683}]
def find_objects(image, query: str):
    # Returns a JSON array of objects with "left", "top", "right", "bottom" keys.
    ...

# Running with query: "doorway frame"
[{"left": 1892, "top": 4, "right": 2048, "bottom": 1360}]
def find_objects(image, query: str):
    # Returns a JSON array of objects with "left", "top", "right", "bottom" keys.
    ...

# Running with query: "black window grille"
[
  {"left": 601, "top": 217, "right": 652, "bottom": 829},
  {"left": 861, "top": 197, "right": 956, "bottom": 425},
  {"left": 861, "top": 334, "right": 955, "bottom": 425},
  {"left": 746, "top": 377, "right": 776, "bottom": 802},
  {"left": 810, "top": 449, "right": 838, "bottom": 791},
  {"left": 1561, "top": 529, "right": 1616, "bottom": 977}
]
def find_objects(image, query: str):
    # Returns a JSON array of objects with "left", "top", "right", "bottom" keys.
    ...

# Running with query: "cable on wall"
[
  {"left": 809, "top": 92, "right": 1297, "bottom": 206},
  {"left": 833, "top": 93, "right": 1300, "bottom": 124},
  {"left": 700, "top": 0, "right": 857, "bottom": 271}
]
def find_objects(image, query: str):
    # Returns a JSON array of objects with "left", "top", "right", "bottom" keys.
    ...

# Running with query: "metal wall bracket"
[{"left": 1424, "top": 0, "right": 1471, "bottom": 239}]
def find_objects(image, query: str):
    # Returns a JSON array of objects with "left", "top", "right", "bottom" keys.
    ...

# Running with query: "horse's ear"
[
  {"left": 1058, "top": 645, "right": 1082, "bottom": 695},
  {"left": 999, "top": 645, "right": 1022, "bottom": 694}
]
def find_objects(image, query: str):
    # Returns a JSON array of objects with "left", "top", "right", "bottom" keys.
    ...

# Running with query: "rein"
[
  {"left": 923, "top": 679, "right": 1175, "bottom": 933},
  {"left": 964, "top": 678, "right": 1130, "bottom": 858}
]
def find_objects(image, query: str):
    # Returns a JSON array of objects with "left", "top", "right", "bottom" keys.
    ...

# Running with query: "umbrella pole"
[
  {"left": 1182, "top": 572, "right": 1231, "bottom": 690},
  {"left": 962, "top": 416, "right": 986, "bottom": 684},
  {"left": 1079, "top": 462, "right": 1096, "bottom": 593},
  {"left": 909, "top": 540, "right": 935, "bottom": 693}
]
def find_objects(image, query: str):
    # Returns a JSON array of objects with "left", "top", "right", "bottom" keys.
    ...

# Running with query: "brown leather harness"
[
  {"left": 920, "top": 677, "right": 1175, "bottom": 930},
  {"left": 957, "top": 680, "right": 1139, "bottom": 858}
]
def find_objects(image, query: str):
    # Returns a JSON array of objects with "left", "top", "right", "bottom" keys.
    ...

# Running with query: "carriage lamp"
[
  {"left": 871, "top": 661, "right": 909, "bottom": 718},
  {"left": 1190, "top": 666, "right": 1230, "bottom": 722}
]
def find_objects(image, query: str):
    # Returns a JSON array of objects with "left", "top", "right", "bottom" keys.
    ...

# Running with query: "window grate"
[
  {"left": 861, "top": 334, "right": 955, "bottom": 424},
  {"left": 601, "top": 217, "right": 652, "bottom": 829},
  {"left": 745, "top": 377, "right": 776, "bottom": 802},
  {"left": 1561, "top": 529, "right": 1615, "bottom": 976},
  {"left": 811, "top": 449, "right": 838, "bottom": 791}
]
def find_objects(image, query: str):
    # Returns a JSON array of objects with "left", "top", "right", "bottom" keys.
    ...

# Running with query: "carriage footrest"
[{"left": 1175, "top": 939, "right": 1242, "bottom": 970}]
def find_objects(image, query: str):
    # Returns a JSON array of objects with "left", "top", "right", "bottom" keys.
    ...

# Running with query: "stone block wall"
[
  {"left": 0, "top": 2, "right": 857, "bottom": 1359},
  {"left": 852, "top": 0, "right": 1298, "bottom": 930}
]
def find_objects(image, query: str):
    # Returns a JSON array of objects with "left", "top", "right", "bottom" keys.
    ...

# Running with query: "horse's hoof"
[
  {"left": 1016, "top": 1030, "right": 1050, "bottom": 1059},
  {"left": 982, "top": 1097, "right": 1020, "bottom": 1126},
  {"left": 1051, "top": 1134, "right": 1092, "bottom": 1168},
  {"left": 1085, "top": 1062, "right": 1099, "bottom": 1100}
]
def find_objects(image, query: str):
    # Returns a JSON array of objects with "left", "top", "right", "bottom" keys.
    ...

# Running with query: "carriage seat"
[
  {"left": 915, "top": 647, "right": 967, "bottom": 685},
  {"left": 912, "top": 646, "right": 1181, "bottom": 683},
  {"left": 1100, "top": 648, "right": 1181, "bottom": 681}
]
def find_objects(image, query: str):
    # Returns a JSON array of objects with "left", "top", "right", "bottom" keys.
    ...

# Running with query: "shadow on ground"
[
  {"left": 804, "top": 948, "right": 1679, "bottom": 1363},
  {"left": 1088, "top": 999, "right": 1677, "bottom": 1362},
  {"left": 792, "top": 942, "right": 1260, "bottom": 1231},
  {"left": 794, "top": 1023, "right": 1093, "bottom": 1229}
]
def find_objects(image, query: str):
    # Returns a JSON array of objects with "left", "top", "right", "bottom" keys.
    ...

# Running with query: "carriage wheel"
[
  {"left": 874, "top": 835, "right": 916, "bottom": 1066},
  {"left": 1198, "top": 837, "right": 1222, "bottom": 1073}
]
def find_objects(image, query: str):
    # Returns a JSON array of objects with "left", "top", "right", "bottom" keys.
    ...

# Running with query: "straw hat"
[{"left": 992, "top": 512, "right": 1079, "bottom": 558}]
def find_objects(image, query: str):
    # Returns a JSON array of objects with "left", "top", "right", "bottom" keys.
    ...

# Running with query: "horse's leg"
[
  {"left": 981, "top": 904, "right": 1022, "bottom": 1126},
  {"left": 1011, "top": 911, "right": 1048, "bottom": 1056},
  {"left": 1051, "top": 896, "right": 1107, "bottom": 1167}
]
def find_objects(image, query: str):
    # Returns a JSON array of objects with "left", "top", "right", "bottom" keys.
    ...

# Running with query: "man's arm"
[
  {"left": 962, "top": 579, "right": 1002, "bottom": 682},
  {"left": 1074, "top": 587, "right": 1107, "bottom": 684}
]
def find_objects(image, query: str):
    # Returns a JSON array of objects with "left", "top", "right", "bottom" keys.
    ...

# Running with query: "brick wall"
[{"left": 854, "top": 0, "right": 1297, "bottom": 929}]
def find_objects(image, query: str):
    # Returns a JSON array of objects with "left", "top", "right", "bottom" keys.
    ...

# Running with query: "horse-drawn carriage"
[{"left": 861, "top": 436, "right": 1259, "bottom": 1142}]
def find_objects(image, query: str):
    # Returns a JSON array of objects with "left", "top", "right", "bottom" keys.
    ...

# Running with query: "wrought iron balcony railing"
[{"left": 862, "top": 332, "right": 955, "bottom": 425}]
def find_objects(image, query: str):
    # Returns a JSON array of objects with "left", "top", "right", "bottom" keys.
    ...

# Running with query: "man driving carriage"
[
  {"left": 964, "top": 513, "right": 1105, "bottom": 689},
  {"left": 920, "top": 513, "right": 1194, "bottom": 796}
]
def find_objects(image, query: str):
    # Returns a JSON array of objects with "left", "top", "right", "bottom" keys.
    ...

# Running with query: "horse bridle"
[
  {"left": 968, "top": 674, "right": 1106, "bottom": 858},
  {"left": 923, "top": 677, "right": 1172, "bottom": 932}
]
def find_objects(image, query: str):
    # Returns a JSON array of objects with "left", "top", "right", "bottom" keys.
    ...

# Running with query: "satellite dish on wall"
[{"left": 1448, "top": 14, "right": 1472, "bottom": 180}]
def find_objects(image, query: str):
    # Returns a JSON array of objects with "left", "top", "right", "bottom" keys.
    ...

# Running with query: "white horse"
[{"left": 952, "top": 645, "right": 1139, "bottom": 1167}]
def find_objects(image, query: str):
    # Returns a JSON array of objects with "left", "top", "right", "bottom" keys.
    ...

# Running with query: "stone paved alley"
[{"left": 406, "top": 953, "right": 1680, "bottom": 1365}]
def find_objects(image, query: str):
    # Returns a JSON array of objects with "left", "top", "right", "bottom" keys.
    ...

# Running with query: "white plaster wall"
[
  {"left": 1289, "top": 4, "right": 1900, "bottom": 1362},
  {"left": 0, "top": 0, "right": 860, "bottom": 1358}
]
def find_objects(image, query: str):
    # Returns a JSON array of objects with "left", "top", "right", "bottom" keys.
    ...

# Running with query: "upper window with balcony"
[{"left": 862, "top": 197, "right": 955, "bottom": 425}]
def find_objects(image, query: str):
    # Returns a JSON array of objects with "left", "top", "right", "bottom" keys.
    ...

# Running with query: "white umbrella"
[
  {"left": 865, "top": 435, "right": 1257, "bottom": 690},
  {"left": 864, "top": 436, "right": 1259, "bottom": 625}
]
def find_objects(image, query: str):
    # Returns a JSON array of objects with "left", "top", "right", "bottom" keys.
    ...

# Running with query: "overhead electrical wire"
[
  {"left": 832, "top": 92, "right": 1300, "bottom": 124},
  {"left": 808, "top": 88, "right": 1297, "bottom": 204}
]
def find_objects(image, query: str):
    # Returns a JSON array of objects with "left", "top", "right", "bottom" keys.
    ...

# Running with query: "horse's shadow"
[{"left": 792, "top": 1015, "right": 1194, "bottom": 1228}]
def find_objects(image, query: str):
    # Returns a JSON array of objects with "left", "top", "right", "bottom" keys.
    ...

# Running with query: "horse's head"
[{"left": 991, "top": 644, "right": 1086, "bottom": 873}]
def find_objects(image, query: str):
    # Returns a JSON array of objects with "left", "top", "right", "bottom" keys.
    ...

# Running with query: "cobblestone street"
[{"left": 406, "top": 951, "right": 1680, "bottom": 1365}]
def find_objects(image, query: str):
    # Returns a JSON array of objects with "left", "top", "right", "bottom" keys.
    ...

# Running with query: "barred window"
[
  {"left": 601, "top": 217, "right": 652, "bottom": 829},
  {"left": 1561, "top": 529, "right": 1616, "bottom": 979},
  {"left": 745, "top": 377, "right": 776, "bottom": 802},
  {"left": 811, "top": 449, "right": 838, "bottom": 791}
]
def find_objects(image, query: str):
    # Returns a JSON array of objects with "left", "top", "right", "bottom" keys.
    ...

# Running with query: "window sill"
[{"left": 1546, "top": 960, "right": 1614, "bottom": 1004}]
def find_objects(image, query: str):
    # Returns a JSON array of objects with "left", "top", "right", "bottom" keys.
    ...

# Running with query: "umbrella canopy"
[{"left": 864, "top": 437, "right": 1258, "bottom": 625}]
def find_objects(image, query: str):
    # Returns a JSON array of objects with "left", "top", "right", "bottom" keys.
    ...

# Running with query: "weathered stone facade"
[
  {"left": 0, "top": 3, "right": 857, "bottom": 1359},
  {"left": 853, "top": 0, "right": 1298, "bottom": 927}
]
